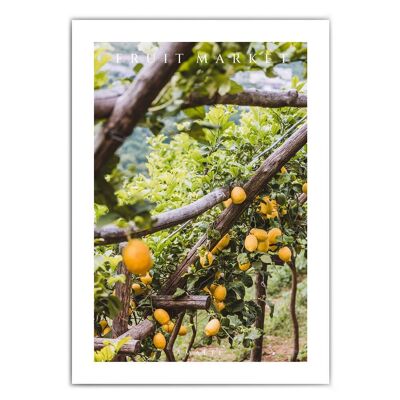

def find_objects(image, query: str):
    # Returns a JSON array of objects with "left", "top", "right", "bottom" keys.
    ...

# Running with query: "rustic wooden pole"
[
  {"left": 161, "top": 124, "right": 307, "bottom": 295},
  {"left": 151, "top": 295, "right": 211, "bottom": 311},
  {"left": 250, "top": 268, "right": 268, "bottom": 361},
  {"left": 94, "top": 88, "right": 307, "bottom": 120},
  {"left": 94, "top": 42, "right": 195, "bottom": 174},
  {"left": 112, "top": 245, "right": 132, "bottom": 338},
  {"left": 94, "top": 187, "right": 230, "bottom": 245},
  {"left": 94, "top": 337, "right": 140, "bottom": 356},
  {"left": 118, "top": 319, "right": 155, "bottom": 341}
]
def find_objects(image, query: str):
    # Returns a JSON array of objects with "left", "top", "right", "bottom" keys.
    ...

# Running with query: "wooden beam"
[
  {"left": 94, "top": 42, "right": 195, "bottom": 174},
  {"left": 94, "top": 88, "right": 307, "bottom": 119},
  {"left": 183, "top": 89, "right": 307, "bottom": 109},
  {"left": 161, "top": 124, "right": 307, "bottom": 295},
  {"left": 118, "top": 319, "right": 155, "bottom": 341},
  {"left": 151, "top": 295, "right": 211, "bottom": 311},
  {"left": 94, "top": 187, "right": 230, "bottom": 245}
]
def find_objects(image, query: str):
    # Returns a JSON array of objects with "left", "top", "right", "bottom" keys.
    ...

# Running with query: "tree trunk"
[
  {"left": 250, "top": 269, "right": 267, "bottom": 361},
  {"left": 289, "top": 261, "right": 299, "bottom": 362}
]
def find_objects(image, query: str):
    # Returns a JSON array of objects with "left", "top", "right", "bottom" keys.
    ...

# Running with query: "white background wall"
[{"left": 0, "top": 1, "right": 399, "bottom": 398}]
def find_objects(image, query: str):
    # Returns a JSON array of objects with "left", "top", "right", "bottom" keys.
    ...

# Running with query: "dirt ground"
[{"left": 187, "top": 335, "right": 306, "bottom": 362}]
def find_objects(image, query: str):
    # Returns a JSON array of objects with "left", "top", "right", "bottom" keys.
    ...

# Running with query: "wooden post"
[
  {"left": 250, "top": 267, "right": 268, "bottom": 361},
  {"left": 112, "top": 244, "right": 132, "bottom": 338},
  {"left": 151, "top": 295, "right": 211, "bottom": 311}
]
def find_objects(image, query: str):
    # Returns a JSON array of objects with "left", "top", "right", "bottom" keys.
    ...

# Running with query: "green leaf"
[
  {"left": 241, "top": 273, "right": 253, "bottom": 288},
  {"left": 260, "top": 254, "right": 272, "bottom": 264},
  {"left": 172, "top": 288, "right": 186, "bottom": 299},
  {"left": 107, "top": 295, "right": 122, "bottom": 319}
]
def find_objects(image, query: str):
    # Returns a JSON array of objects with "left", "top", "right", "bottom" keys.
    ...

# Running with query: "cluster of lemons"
[
  {"left": 152, "top": 308, "right": 189, "bottom": 350},
  {"left": 244, "top": 226, "right": 292, "bottom": 263}
]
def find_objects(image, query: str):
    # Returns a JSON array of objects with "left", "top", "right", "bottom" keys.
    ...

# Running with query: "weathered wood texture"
[
  {"left": 94, "top": 88, "right": 307, "bottom": 119},
  {"left": 112, "top": 245, "right": 132, "bottom": 338},
  {"left": 94, "top": 337, "right": 140, "bottom": 355},
  {"left": 250, "top": 270, "right": 267, "bottom": 361},
  {"left": 151, "top": 295, "right": 211, "bottom": 311},
  {"left": 183, "top": 89, "right": 307, "bottom": 109},
  {"left": 118, "top": 319, "right": 155, "bottom": 341},
  {"left": 94, "top": 42, "right": 195, "bottom": 174},
  {"left": 161, "top": 124, "right": 307, "bottom": 295},
  {"left": 94, "top": 187, "right": 230, "bottom": 245}
]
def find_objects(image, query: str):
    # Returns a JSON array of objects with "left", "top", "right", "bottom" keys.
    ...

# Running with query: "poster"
[{"left": 72, "top": 19, "right": 329, "bottom": 384}]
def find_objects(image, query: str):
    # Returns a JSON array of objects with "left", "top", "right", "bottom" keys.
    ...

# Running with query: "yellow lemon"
[
  {"left": 215, "top": 271, "right": 224, "bottom": 280},
  {"left": 278, "top": 246, "right": 292, "bottom": 263},
  {"left": 250, "top": 228, "right": 269, "bottom": 241},
  {"left": 162, "top": 321, "right": 175, "bottom": 333},
  {"left": 99, "top": 320, "right": 108, "bottom": 330},
  {"left": 200, "top": 252, "right": 214, "bottom": 268},
  {"left": 140, "top": 272, "right": 153, "bottom": 285},
  {"left": 267, "top": 227, "right": 282, "bottom": 247},
  {"left": 122, "top": 239, "right": 153, "bottom": 275},
  {"left": 302, "top": 182, "right": 308, "bottom": 194},
  {"left": 281, "top": 166, "right": 288, "bottom": 174},
  {"left": 203, "top": 286, "right": 211, "bottom": 295},
  {"left": 178, "top": 326, "right": 188, "bottom": 336},
  {"left": 102, "top": 326, "right": 111, "bottom": 336},
  {"left": 239, "top": 262, "right": 251, "bottom": 271},
  {"left": 153, "top": 332, "right": 166, "bottom": 350},
  {"left": 222, "top": 198, "right": 232, "bottom": 208},
  {"left": 209, "top": 283, "right": 217, "bottom": 294},
  {"left": 257, "top": 240, "right": 269, "bottom": 252},
  {"left": 231, "top": 187, "right": 247, "bottom": 204},
  {"left": 245, "top": 234, "right": 258, "bottom": 252},
  {"left": 131, "top": 283, "right": 144, "bottom": 295},
  {"left": 153, "top": 309, "right": 170, "bottom": 325},
  {"left": 214, "top": 300, "right": 226, "bottom": 312},
  {"left": 204, "top": 319, "right": 221, "bottom": 337},
  {"left": 213, "top": 285, "right": 227, "bottom": 301}
]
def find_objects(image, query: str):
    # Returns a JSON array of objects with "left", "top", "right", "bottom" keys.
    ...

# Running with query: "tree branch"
[
  {"left": 183, "top": 89, "right": 307, "bottom": 109},
  {"left": 94, "top": 187, "right": 230, "bottom": 245},
  {"left": 183, "top": 313, "right": 197, "bottom": 362},
  {"left": 161, "top": 124, "right": 307, "bottom": 295},
  {"left": 164, "top": 311, "right": 185, "bottom": 362},
  {"left": 94, "top": 42, "right": 195, "bottom": 174},
  {"left": 94, "top": 88, "right": 307, "bottom": 120}
]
